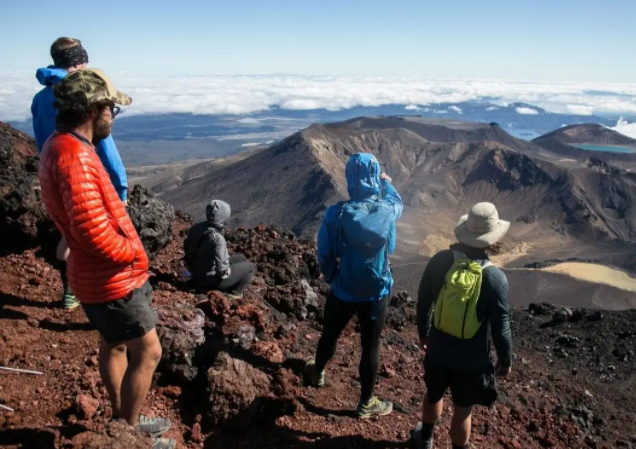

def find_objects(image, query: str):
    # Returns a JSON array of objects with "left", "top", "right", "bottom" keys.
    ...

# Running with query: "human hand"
[
  {"left": 380, "top": 173, "right": 392, "bottom": 183},
  {"left": 419, "top": 337, "right": 428, "bottom": 352},
  {"left": 123, "top": 200, "right": 128, "bottom": 207},
  {"left": 495, "top": 362, "right": 511, "bottom": 377}
]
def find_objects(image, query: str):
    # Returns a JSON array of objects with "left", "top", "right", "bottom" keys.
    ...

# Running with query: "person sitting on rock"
[
  {"left": 412, "top": 202, "right": 513, "bottom": 449},
  {"left": 304, "top": 153, "right": 403, "bottom": 419},
  {"left": 31, "top": 37, "right": 129, "bottom": 311},
  {"left": 184, "top": 200, "right": 256, "bottom": 299},
  {"left": 38, "top": 68, "right": 175, "bottom": 449}
]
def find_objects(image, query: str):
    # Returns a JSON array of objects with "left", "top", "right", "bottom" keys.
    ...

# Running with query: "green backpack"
[{"left": 433, "top": 251, "right": 491, "bottom": 340}]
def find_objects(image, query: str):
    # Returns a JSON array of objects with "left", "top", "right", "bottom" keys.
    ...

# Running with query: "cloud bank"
[
  {"left": 611, "top": 117, "right": 636, "bottom": 139},
  {"left": 2, "top": 72, "right": 636, "bottom": 122}
]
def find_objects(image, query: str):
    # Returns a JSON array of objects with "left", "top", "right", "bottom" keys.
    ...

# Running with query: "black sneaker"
[
  {"left": 412, "top": 422, "right": 434, "bottom": 449},
  {"left": 152, "top": 438, "right": 176, "bottom": 449},
  {"left": 138, "top": 414, "right": 171, "bottom": 437}
]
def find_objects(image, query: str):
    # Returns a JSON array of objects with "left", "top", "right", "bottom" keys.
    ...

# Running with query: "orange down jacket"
[{"left": 39, "top": 132, "right": 149, "bottom": 304}]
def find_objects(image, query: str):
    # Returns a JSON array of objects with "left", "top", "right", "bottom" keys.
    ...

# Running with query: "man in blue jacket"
[
  {"left": 305, "top": 153, "right": 403, "bottom": 419},
  {"left": 32, "top": 37, "right": 129, "bottom": 310}
]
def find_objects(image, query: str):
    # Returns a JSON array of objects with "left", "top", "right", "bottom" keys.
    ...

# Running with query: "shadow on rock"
[
  {"left": 203, "top": 426, "right": 412, "bottom": 449},
  {"left": 0, "top": 427, "right": 57, "bottom": 449}
]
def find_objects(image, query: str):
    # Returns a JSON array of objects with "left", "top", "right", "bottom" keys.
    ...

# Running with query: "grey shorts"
[{"left": 82, "top": 281, "right": 157, "bottom": 344}]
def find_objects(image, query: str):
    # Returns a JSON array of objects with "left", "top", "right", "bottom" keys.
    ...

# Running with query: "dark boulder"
[
  {"left": 127, "top": 185, "right": 175, "bottom": 259},
  {"left": 156, "top": 302, "right": 206, "bottom": 385},
  {"left": 0, "top": 123, "right": 57, "bottom": 254}
]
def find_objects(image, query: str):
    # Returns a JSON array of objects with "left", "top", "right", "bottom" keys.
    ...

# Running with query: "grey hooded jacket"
[{"left": 184, "top": 200, "right": 231, "bottom": 281}]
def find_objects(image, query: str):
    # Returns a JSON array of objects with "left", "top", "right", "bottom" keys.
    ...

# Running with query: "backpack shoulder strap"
[
  {"left": 330, "top": 201, "right": 347, "bottom": 256},
  {"left": 336, "top": 201, "right": 347, "bottom": 220},
  {"left": 452, "top": 250, "right": 467, "bottom": 261}
]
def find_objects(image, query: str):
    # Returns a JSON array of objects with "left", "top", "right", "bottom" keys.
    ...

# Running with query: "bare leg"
[
  {"left": 414, "top": 393, "right": 444, "bottom": 444},
  {"left": 450, "top": 405, "right": 473, "bottom": 447},
  {"left": 56, "top": 237, "right": 70, "bottom": 261},
  {"left": 120, "top": 329, "right": 163, "bottom": 426},
  {"left": 99, "top": 337, "right": 128, "bottom": 418},
  {"left": 422, "top": 393, "right": 443, "bottom": 424}
]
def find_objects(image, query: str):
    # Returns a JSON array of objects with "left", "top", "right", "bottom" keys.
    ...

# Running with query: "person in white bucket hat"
[
  {"left": 454, "top": 202, "right": 511, "bottom": 249},
  {"left": 412, "top": 202, "right": 513, "bottom": 449}
]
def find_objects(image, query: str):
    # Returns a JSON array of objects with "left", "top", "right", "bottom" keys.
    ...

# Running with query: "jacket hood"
[
  {"left": 36, "top": 66, "right": 67, "bottom": 86},
  {"left": 345, "top": 153, "right": 381, "bottom": 201},
  {"left": 206, "top": 200, "right": 231, "bottom": 228}
]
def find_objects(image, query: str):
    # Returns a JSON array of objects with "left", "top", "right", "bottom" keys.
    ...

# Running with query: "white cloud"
[
  {"left": 610, "top": 117, "right": 636, "bottom": 139},
  {"left": 449, "top": 105, "right": 463, "bottom": 114},
  {"left": 566, "top": 104, "right": 594, "bottom": 116},
  {"left": 516, "top": 107, "right": 539, "bottom": 115},
  {"left": 405, "top": 104, "right": 421, "bottom": 110},
  {"left": 486, "top": 106, "right": 499, "bottom": 111},
  {"left": 2, "top": 72, "right": 636, "bottom": 122},
  {"left": 237, "top": 117, "right": 261, "bottom": 124},
  {"left": 434, "top": 109, "right": 448, "bottom": 114}
]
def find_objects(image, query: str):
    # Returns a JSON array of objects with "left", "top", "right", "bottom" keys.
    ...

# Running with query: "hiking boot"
[
  {"left": 356, "top": 397, "right": 393, "bottom": 419},
  {"left": 226, "top": 292, "right": 244, "bottom": 301},
  {"left": 412, "top": 422, "right": 434, "bottom": 449},
  {"left": 152, "top": 438, "right": 176, "bottom": 449},
  {"left": 62, "top": 294, "right": 80, "bottom": 311},
  {"left": 138, "top": 414, "right": 171, "bottom": 437},
  {"left": 303, "top": 356, "right": 325, "bottom": 387}
]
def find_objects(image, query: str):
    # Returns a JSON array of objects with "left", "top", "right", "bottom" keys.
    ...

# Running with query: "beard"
[{"left": 92, "top": 115, "right": 112, "bottom": 143}]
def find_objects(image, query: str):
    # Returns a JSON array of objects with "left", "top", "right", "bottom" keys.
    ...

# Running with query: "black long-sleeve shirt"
[{"left": 417, "top": 244, "right": 512, "bottom": 370}]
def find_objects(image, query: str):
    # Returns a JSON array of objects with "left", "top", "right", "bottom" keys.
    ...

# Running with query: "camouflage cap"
[{"left": 54, "top": 68, "right": 132, "bottom": 108}]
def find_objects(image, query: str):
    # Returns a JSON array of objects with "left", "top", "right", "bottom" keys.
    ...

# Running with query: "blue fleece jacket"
[
  {"left": 317, "top": 153, "right": 403, "bottom": 301},
  {"left": 31, "top": 66, "right": 129, "bottom": 201}
]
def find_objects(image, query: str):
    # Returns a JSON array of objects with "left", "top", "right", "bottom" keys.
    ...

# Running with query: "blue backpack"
[{"left": 334, "top": 200, "right": 394, "bottom": 300}]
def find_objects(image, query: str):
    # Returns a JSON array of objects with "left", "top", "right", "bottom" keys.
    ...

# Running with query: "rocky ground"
[
  {"left": 1, "top": 122, "right": 635, "bottom": 448},
  {"left": 1, "top": 218, "right": 635, "bottom": 448}
]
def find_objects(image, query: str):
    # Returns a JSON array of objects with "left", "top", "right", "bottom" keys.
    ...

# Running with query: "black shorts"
[
  {"left": 424, "top": 358, "right": 497, "bottom": 408},
  {"left": 82, "top": 281, "right": 157, "bottom": 344}
]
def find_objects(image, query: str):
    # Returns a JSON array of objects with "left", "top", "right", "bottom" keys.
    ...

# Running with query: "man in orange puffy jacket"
[{"left": 38, "top": 69, "right": 175, "bottom": 449}]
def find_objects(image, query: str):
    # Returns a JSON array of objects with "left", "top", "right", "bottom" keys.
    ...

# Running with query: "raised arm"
[{"left": 381, "top": 178, "right": 403, "bottom": 220}]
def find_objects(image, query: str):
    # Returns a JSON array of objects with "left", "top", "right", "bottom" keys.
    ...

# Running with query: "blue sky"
[{"left": 1, "top": 0, "right": 635, "bottom": 81}]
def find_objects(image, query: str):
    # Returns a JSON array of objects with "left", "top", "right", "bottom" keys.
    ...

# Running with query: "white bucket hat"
[{"left": 454, "top": 202, "right": 510, "bottom": 249}]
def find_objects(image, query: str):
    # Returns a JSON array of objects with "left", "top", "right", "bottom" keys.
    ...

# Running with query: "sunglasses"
[{"left": 108, "top": 104, "right": 121, "bottom": 118}]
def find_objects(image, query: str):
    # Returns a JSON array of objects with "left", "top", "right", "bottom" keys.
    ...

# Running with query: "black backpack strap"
[{"left": 333, "top": 201, "right": 347, "bottom": 258}]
